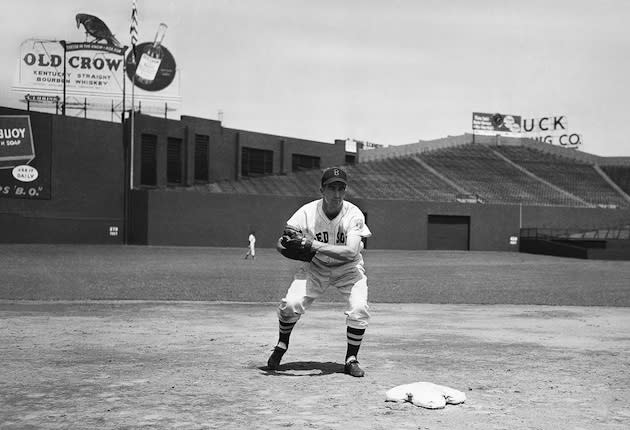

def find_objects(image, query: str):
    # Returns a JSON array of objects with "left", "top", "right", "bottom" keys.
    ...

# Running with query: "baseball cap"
[{"left": 321, "top": 167, "right": 348, "bottom": 187}]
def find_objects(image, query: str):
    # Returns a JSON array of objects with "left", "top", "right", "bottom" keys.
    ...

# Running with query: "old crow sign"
[{"left": 15, "top": 39, "right": 126, "bottom": 98}]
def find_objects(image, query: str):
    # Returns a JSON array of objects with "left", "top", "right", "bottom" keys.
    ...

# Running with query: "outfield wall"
[
  {"left": 130, "top": 189, "right": 630, "bottom": 250},
  {"left": 0, "top": 107, "right": 345, "bottom": 244},
  {"left": 0, "top": 107, "right": 125, "bottom": 244},
  {"left": 2, "top": 106, "right": 629, "bottom": 248}
]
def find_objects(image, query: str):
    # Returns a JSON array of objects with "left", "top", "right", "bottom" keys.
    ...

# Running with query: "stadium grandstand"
[{"left": 201, "top": 134, "right": 630, "bottom": 210}]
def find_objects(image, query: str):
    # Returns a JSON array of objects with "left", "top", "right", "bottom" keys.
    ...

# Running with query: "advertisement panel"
[
  {"left": 13, "top": 39, "right": 180, "bottom": 106},
  {"left": 0, "top": 115, "right": 51, "bottom": 200},
  {"left": 15, "top": 40, "right": 126, "bottom": 98},
  {"left": 472, "top": 112, "right": 582, "bottom": 147},
  {"left": 125, "top": 43, "right": 177, "bottom": 93},
  {"left": 521, "top": 115, "right": 582, "bottom": 147},
  {"left": 472, "top": 112, "right": 522, "bottom": 136}
]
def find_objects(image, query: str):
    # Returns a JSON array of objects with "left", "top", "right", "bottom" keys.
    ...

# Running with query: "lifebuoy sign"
[
  {"left": 0, "top": 116, "right": 34, "bottom": 169},
  {"left": 0, "top": 115, "right": 50, "bottom": 200}
]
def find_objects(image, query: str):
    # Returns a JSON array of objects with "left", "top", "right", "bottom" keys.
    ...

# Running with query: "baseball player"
[
  {"left": 268, "top": 167, "right": 372, "bottom": 377},
  {"left": 244, "top": 231, "right": 256, "bottom": 260}
]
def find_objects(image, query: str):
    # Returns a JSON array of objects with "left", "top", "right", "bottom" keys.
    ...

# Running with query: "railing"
[{"left": 521, "top": 225, "right": 630, "bottom": 240}]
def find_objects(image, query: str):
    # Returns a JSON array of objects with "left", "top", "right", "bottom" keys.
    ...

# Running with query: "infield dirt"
[
  {"left": 1, "top": 301, "right": 628, "bottom": 429},
  {"left": 1, "top": 246, "right": 629, "bottom": 429}
]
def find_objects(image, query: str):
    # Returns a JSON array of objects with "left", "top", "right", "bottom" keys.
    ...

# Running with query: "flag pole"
[
  {"left": 129, "top": 0, "right": 138, "bottom": 191},
  {"left": 130, "top": 72, "right": 135, "bottom": 190},
  {"left": 125, "top": 0, "right": 139, "bottom": 244},
  {"left": 122, "top": 50, "right": 126, "bottom": 125},
  {"left": 122, "top": 45, "right": 129, "bottom": 244}
]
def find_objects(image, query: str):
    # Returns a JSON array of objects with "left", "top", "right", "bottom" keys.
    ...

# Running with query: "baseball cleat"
[
  {"left": 267, "top": 346, "right": 286, "bottom": 370},
  {"left": 344, "top": 359, "right": 365, "bottom": 377}
]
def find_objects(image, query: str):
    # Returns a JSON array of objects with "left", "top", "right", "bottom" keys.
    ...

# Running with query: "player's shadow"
[{"left": 260, "top": 361, "right": 344, "bottom": 377}]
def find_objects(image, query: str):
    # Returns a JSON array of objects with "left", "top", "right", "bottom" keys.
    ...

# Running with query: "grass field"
[
  {"left": 1, "top": 245, "right": 629, "bottom": 429},
  {"left": 1, "top": 244, "right": 630, "bottom": 305}
]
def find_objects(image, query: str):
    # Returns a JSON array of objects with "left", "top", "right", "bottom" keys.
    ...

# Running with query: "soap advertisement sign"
[{"left": 0, "top": 115, "right": 50, "bottom": 199}]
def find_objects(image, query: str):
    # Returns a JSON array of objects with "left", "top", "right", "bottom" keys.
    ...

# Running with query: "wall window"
[
  {"left": 194, "top": 134, "right": 210, "bottom": 183},
  {"left": 167, "top": 137, "right": 183, "bottom": 185},
  {"left": 292, "top": 154, "right": 320, "bottom": 172},
  {"left": 140, "top": 134, "right": 157, "bottom": 186},
  {"left": 242, "top": 147, "right": 273, "bottom": 177}
]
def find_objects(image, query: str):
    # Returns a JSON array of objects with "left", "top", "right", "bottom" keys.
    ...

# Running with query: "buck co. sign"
[
  {"left": 521, "top": 115, "right": 582, "bottom": 147},
  {"left": 473, "top": 112, "right": 582, "bottom": 148}
]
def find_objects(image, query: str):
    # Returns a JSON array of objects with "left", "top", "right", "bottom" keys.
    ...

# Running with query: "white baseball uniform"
[
  {"left": 248, "top": 233, "right": 256, "bottom": 256},
  {"left": 277, "top": 198, "right": 372, "bottom": 329}
]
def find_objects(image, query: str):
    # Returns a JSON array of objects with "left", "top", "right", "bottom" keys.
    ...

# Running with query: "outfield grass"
[{"left": 1, "top": 244, "right": 629, "bottom": 306}]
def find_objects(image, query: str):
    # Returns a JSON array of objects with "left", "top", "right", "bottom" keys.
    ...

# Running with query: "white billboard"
[{"left": 13, "top": 39, "right": 180, "bottom": 107}]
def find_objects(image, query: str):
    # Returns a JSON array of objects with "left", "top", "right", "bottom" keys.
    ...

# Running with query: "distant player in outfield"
[
  {"left": 268, "top": 167, "right": 372, "bottom": 377},
  {"left": 244, "top": 231, "right": 256, "bottom": 260}
]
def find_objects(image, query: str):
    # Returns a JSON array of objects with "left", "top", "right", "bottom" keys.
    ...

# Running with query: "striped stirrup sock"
[
  {"left": 278, "top": 320, "right": 296, "bottom": 347},
  {"left": 345, "top": 326, "right": 365, "bottom": 361}
]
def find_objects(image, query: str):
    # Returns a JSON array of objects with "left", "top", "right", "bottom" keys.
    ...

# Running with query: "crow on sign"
[{"left": 75, "top": 13, "right": 121, "bottom": 47}]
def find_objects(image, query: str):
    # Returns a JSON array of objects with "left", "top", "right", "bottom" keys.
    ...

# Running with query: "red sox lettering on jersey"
[
  {"left": 314, "top": 219, "right": 365, "bottom": 245},
  {"left": 314, "top": 230, "right": 344, "bottom": 244}
]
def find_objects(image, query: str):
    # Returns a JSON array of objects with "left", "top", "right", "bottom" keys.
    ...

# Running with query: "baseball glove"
[{"left": 277, "top": 226, "right": 316, "bottom": 262}]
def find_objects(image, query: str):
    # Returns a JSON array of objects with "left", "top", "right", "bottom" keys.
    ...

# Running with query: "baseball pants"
[{"left": 277, "top": 261, "right": 370, "bottom": 329}]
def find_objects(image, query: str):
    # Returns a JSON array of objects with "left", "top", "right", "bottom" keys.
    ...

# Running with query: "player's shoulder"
[
  {"left": 301, "top": 199, "right": 321, "bottom": 212},
  {"left": 292, "top": 199, "right": 322, "bottom": 218}
]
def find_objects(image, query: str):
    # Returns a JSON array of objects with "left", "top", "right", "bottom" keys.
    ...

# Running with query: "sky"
[{"left": 1, "top": 0, "right": 629, "bottom": 157}]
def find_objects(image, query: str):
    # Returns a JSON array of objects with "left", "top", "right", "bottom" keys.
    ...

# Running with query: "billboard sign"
[
  {"left": 13, "top": 39, "right": 181, "bottom": 107},
  {"left": 15, "top": 39, "right": 126, "bottom": 98},
  {"left": 472, "top": 112, "right": 522, "bottom": 136},
  {"left": 0, "top": 115, "right": 50, "bottom": 199},
  {"left": 125, "top": 42, "right": 177, "bottom": 92},
  {"left": 472, "top": 112, "right": 582, "bottom": 147},
  {"left": 521, "top": 115, "right": 581, "bottom": 147},
  {"left": 0, "top": 115, "right": 34, "bottom": 169}
]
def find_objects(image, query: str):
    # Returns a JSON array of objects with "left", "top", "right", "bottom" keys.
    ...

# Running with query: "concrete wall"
[
  {"left": 359, "top": 200, "right": 519, "bottom": 250},
  {"left": 132, "top": 189, "right": 630, "bottom": 250},
  {"left": 129, "top": 190, "right": 312, "bottom": 247},
  {"left": 0, "top": 107, "right": 125, "bottom": 244}
]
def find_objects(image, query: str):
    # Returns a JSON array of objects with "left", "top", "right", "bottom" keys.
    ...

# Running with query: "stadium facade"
[{"left": 1, "top": 106, "right": 629, "bottom": 258}]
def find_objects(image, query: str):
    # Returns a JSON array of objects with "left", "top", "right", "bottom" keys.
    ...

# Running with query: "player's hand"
[
  {"left": 280, "top": 226, "right": 304, "bottom": 247},
  {"left": 283, "top": 236, "right": 313, "bottom": 251},
  {"left": 280, "top": 226, "right": 312, "bottom": 251},
  {"left": 277, "top": 226, "right": 316, "bottom": 262}
]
